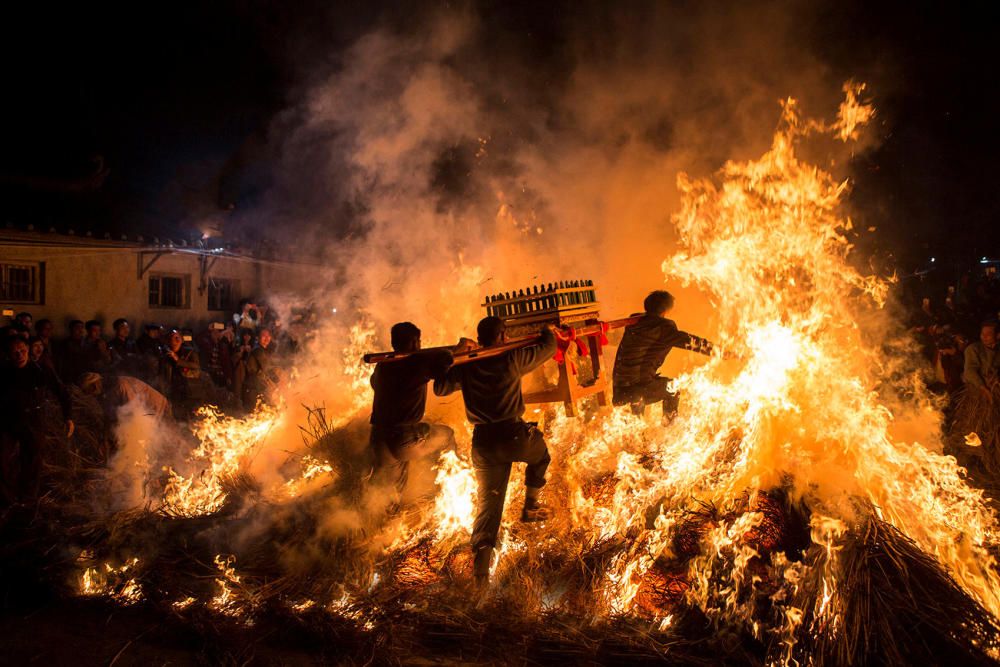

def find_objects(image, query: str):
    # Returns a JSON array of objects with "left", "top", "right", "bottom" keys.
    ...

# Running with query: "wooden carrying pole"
[{"left": 362, "top": 316, "right": 640, "bottom": 366}]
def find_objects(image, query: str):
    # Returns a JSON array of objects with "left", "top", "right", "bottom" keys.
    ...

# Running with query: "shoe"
[
  {"left": 473, "top": 546, "right": 493, "bottom": 584},
  {"left": 521, "top": 498, "right": 552, "bottom": 522}
]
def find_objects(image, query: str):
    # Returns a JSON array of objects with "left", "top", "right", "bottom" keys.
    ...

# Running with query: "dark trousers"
[
  {"left": 371, "top": 423, "right": 455, "bottom": 492},
  {"left": 471, "top": 420, "right": 550, "bottom": 551},
  {"left": 613, "top": 376, "right": 679, "bottom": 417}
]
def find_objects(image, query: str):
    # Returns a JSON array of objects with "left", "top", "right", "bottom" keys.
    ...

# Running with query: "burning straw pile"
[{"left": 6, "top": 85, "right": 1000, "bottom": 665}]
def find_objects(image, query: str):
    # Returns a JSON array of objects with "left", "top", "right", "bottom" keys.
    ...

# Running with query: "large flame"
[{"left": 162, "top": 404, "right": 282, "bottom": 516}]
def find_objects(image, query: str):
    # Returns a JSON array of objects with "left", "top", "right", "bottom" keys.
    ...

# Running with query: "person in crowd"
[
  {"left": 369, "top": 322, "right": 474, "bottom": 494},
  {"left": 14, "top": 311, "right": 33, "bottom": 337},
  {"left": 135, "top": 323, "right": 163, "bottom": 382},
  {"left": 137, "top": 323, "right": 163, "bottom": 356},
  {"left": 58, "top": 319, "right": 89, "bottom": 383},
  {"left": 612, "top": 290, "right": 717, "bottom": 419},
  {"left": 918, "top": 297, "right": 938, "bottom": 327},
  {"left": 231, "top": 328, "right": 254, "bottom": 404},
  {"left": 28, "top": 335, "right": 56, "bottom": 374},
  {"left": 0, "top": 337, "right": 74, "bottom": 505},
  {"left": 939, "top": 296, "right": 958, "bottom": 328},
  {"left": 434, "top": 317, "right": 558, "bottom": 586},
  {"left": 79, "top": 372, "right": 171, "bottom": 423},
  {"left": 243, "top": 327, "right": 280, "bottom": 409},
  {"left": 84, "top": 320, "right": 111, "bottom": 372},
  {"left": 159, "top": 329, "right": 201, "bottom": 407},
  {"left": 34, "top": 319, "right": 55, "bottom": 365},
  {"left": 1, "top": 312, "right": 31, "bottom": 343},
  {"left": 934, "top": 325, "right": 967, "bottom": 395},
  {"left": 950, "top": 321, "right": 1000, "bottom": 473},
  {"left": 107, "top": 318, "right": 138, "bottom": 369},
  {"left": 963, "top": 321, "right": 999, "bottom": 398},
  {"left": 197, "top": 323, "right": 234, "bottom": 388}
]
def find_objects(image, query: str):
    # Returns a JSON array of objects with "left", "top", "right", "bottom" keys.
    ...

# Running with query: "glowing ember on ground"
[{"left": 78, "top": 556, "right": 143, "bottom": 605}]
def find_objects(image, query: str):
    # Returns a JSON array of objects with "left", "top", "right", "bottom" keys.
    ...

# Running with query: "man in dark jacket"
[
  {"left": 135, "top": 324, "right": 164, "bottom": 385},
  {"left": 160, "top": 329, "right": 201, "bottom": 408},
  {"left": 370, "top": 322, "right": 474, "bottom": 494},
  {"left": 59, "top": 319, "right": 89, "bottom": 383},
  {"left": 84, "top": 320, "right": 112, "bottom": 373},
  {"left": 1, "top": 337, "right": 74, "bottom": 504},
  {"left": 197, "top": 324, "right": 233, "bottom": 388},
  {"left": 612, "top": 290, "right": 715, "bottom": 419},
  {"left": 108, "top": 318, "right": 139, "bottom": 371},
  {"left": 243, "top": 328, "right": 278, "bottom": 409},
  {"left": 434, "top": 317, "right": 558, "bottom": 585}
]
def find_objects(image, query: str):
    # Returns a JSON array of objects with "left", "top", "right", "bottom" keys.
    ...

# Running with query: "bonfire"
[{"left": 13, "top": 83, "right": 1000, "bottom": 665}]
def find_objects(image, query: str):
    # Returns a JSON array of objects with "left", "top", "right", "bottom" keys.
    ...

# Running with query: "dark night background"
[{"left": 0, "top": 1, "right": 997, "bottom": 270}]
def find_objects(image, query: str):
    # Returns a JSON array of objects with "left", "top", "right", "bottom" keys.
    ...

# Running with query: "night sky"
[{"left": 1, "top": 1, "right": 997, "bottom": 268}]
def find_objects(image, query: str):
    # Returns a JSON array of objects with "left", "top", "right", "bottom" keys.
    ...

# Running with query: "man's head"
[
  {"left": 85, "top": 320, "right": 102, "bottom": 339},
  {"left": 35, "top": 319, "right": 52, "bottom": 339},
  {"left": 167, "top": 330, "right": 183, "bottom": 351},
  {"left": 79, "top": 372, "right": 104, "bottom": 396},
  {"left": 259, "top": 328, "right": 273, "bottom": 348},
  {"left": 644, "top": 290, "right": 675, "bottom": 317},
  {"left": 113, "top": 318, "right": 130, "bottom": 339},
  {"left": 390, "top": 322, "right": 421, "bottom": 352},
  {"left": 8, "top": 338, "right": 29, "bottom": 368},
  {"left": 144, "top": 323, "right": 161, "bottom": 339},
  {"left": 477, "top": 316, "right": 507, "bottom": 347},
  {"left": 28, "top": 336, "right": 44, "bottom": 361},
  {"left": 69, "top": 320, "right": 85, "bottom": 341},
  {"left": 981, "top": 321, "right": 998, "bottom": 349},
  {"left": 15, "top": 312, "right": 32, "bottom": 329}
]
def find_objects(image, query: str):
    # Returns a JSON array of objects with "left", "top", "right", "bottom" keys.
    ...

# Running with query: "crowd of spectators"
[
  {"left": 0, "top": 298, "right": 300, "bottom": 507},
  {"left": 903, "top": 267, "right": 1000, "bottom": 481},
  {"left": 906, "top": 269, "right": 1000, "bottom": 397}
]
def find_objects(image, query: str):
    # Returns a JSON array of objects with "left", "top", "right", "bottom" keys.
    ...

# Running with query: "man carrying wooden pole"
[{"left": 433, "top": 317, "right": 558, "bottom": 586}]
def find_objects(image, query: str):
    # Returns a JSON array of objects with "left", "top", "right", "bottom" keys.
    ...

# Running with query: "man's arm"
[
  {"left": 660, "top": 319, "right": 715, "bottom": 357},
  {"left": 678, "top": 332, "right": 715, "bottom": 356},
  {"left": 433, "top": 365, "right": 462, "bottom": 396},
  {"left": 512, "top": 326, "right": 558, "bottom": 375}
]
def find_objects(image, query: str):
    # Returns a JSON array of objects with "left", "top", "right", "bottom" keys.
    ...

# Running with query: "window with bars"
[
  {"left": 0, "top": 261, "right": 43, "bottom": 303},
  {"left": 207, "top": 277, "right": 239, "bottom": 311},
  {"left": 148, "top": 274, "right": 189, "bottom": 308}
]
